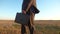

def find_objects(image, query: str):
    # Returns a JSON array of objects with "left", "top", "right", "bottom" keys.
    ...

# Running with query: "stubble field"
[{"left": 0, "top": 20, "right": 60, "bottom": 34}]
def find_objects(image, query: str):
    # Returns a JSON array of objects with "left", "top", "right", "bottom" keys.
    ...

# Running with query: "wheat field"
[{"left": 0, "top": 20, "right": 60, "bottom": 34}]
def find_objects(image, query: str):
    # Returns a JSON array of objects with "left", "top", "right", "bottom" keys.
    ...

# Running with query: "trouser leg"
[
  {"left": 28, "top": 20, "right": 34, "bottom": 34},
  {"left": 21, "top": 24, "right": 26, "bottom": 34},
  {"left": 30, "top": 11, "right": 35, "bottom": 26},
  {"left": 29, "top": 11, "right": 35, "bottom": 34}
]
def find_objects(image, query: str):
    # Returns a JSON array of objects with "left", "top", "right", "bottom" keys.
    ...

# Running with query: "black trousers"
[{"left": 21, "top": 20, "right": 34, "bottom": 34}]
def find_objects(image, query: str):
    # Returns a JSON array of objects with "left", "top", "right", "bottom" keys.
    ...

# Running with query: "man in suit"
[{"left": 21, "top": 0, "right": 36, "bottom": 34}]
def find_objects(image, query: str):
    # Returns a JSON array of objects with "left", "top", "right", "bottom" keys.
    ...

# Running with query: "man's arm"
[
  {"left": 26, "top": 0, "right": 33, "bottom": 12},
  {"left": 22, "top": 0, "right": 33, "bottom": 14}
]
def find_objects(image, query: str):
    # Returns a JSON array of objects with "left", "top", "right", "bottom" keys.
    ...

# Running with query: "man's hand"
[{"left": 22, "top": 10, "right": 26, "bottom": 14}]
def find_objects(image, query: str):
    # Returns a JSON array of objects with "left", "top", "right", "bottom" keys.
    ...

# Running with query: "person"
[{"left": 21, "top": 0, "right": 36, "bottom": 34}]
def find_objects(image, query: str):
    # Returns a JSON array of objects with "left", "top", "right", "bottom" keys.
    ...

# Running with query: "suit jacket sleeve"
[{"left": 22, "top": 0, "right": 33, "bottom": 12}]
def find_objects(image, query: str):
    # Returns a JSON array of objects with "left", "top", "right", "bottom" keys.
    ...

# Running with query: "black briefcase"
[{"left": 14, "top": 12, "right": 30, "bottom": 25}]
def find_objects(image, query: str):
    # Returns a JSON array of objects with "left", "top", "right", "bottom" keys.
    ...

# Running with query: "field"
[{"left": 0, "top": 20, "right": 60, "bottom": 34}]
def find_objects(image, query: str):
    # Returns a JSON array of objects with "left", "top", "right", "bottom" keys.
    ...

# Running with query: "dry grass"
[{"left": 0, "top": 20, "right": 60, "bottom": 34}]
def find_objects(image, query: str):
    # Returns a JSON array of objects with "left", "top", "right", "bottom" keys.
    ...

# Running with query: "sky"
[{"left": 0, "top": 0, "right": 60, "bottom": 20}]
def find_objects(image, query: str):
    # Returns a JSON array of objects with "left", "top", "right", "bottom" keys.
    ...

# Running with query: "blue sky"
[{"left": 0, "top": 0, "right": 60, "bottom": 20}]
